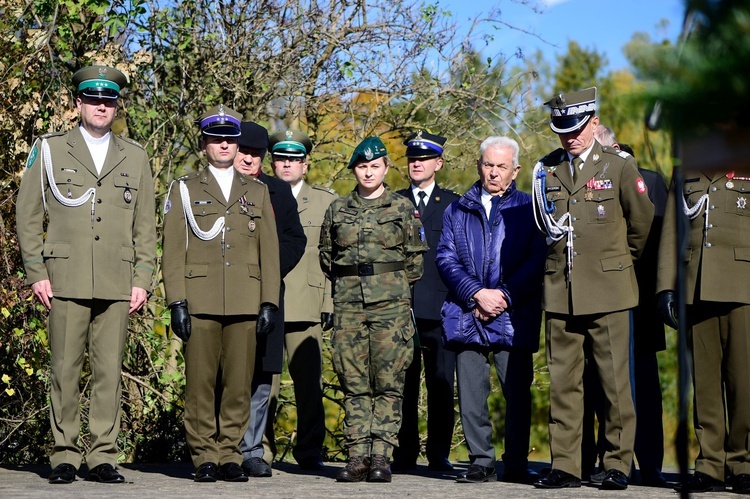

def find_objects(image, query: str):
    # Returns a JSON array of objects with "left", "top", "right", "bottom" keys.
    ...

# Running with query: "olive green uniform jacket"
[
  {"left": 539, "top": 142, "right": 654, "bottom": 314},
  {"left": 162, "top": 168, "right": 280, "bottom": 313},
  {"left": 17, "top": 127, "right": 157, "bottom": 298},
  {"left": 284, "top": 182, "right": 337, "bottom": 321}
]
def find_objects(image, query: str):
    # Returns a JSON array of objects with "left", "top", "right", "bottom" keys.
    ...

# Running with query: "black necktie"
[
  {"left": 488, "top": 196, "right": 500, "bottom": 224},
  {"left": 572, "top": 156, "right": 583, "bottom": 183},
  {"left": 417, "top": 191, "right": 427, "bottom": 217}
]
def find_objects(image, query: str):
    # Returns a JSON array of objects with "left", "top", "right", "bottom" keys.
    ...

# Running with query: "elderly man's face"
[
  {"left": 234, "top": 146, "right": 265, "bottom": 176},
  {"left": 476, "top": 145, "right": 519, "bottom": 196},
  {"left": 558, "top": 115, "right": 599, "bottom": 157}
]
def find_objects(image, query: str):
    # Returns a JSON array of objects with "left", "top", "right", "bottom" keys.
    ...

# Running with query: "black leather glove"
[
  {"left": 256, "top": 303, "right": 278, "bottom": 336},
  {"left": 169, "top": 300, "right": 191, "bottom": 342},
  {"left": 657, "top": 290, "right": 678, "bottom": 329},
  {"left": 321, "top": 312, "right": 334, "bottom": 332}
]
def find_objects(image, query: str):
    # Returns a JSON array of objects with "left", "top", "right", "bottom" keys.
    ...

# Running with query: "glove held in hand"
[
  {"left": 256, "top": 303, "right": 278, "bottom": 336},
  {"left": 169, "top": 299, "right": 191, "bottom": 342}
]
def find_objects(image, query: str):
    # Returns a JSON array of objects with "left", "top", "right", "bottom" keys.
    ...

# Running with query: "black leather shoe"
[
  {"left": 219, "top": 462, "right": 248, "bottom": 482},
  {"left": 503, "top": 467, "right": 540, "bottom": 484},
  {"left": 456, "top": 464, "right": 497, "bottom": 483},
  {"left": 297, "top": 456, "right": 325, "bottom": 471},
  {"left": 336, "top": 455, "right": 370, "bottom": 482},
  {"left": 367, "top": 454, "right": 392, "bottom": 482},
  {"left": 601, "top": 469, "right": 628, "bottom": 490},
  {"left": 733, "top": 474, "right": 750, "bottom": 494},
  {"left": 427, "top": 458, "right": 454, "bottom": 472},
  {"left": 589, "top": 469, "right": 607, "bottom": 484},
  {"left": 241, "top": 457, "right": 272, "bottom": 477},
  {"left": 48, "top": 463, "right": 77, "bottom": 484},
  {"left": 86, "top": 463, "right": 124, "bottom": 483},
  {"left": 194, "top": 462, "right": 219, "bottom": 482},
  {"left": 640, "top": 468, "right": 667, "bottom": 487},
  {"left": 675, "top": 471, "right": 725, "bottom": 492},
  {"left": 533, "top": 468, "right": 581, "bottom": 489}
]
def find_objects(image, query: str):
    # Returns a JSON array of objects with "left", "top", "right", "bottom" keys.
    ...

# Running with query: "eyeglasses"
[{"left": 273, "top": 156, "right": 305, "bottom": 164}]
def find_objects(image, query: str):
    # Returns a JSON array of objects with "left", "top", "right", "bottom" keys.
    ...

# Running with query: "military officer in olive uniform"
[
  {"left": 531, "top": 88, "right": 654, "bottom": 491},
  {"left": 270, "top": 129, "right": 338, "bottom": 470},
  {"left": 656, "top": 169, "right": 750, "bottom": 494},
  {"left": 394, "top": 130, "right": 459, "bottom": 472},
  {"left": 16, "top": 65, "right": 156, "bottom": 485},
  {"left": 162, "top": 106, "right": 280, "bottom": 483},
  {"left": 320, "top": 137, "right": 428, "bottom": 483}
]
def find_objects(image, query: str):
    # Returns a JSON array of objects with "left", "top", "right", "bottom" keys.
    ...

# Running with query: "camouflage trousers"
[{"left": 331, "top": 298, "right": 415, "bottom": 458}]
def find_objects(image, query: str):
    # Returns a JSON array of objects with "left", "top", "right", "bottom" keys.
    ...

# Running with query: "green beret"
[
  {"left": 197, "top": 104, "right": 242, "bottom": 137},
  {"left": 545, "top": 87, "right": 597, "bottom": 134},
  {"left": 269, "top": 130, "right": 313, "bottom": 157},
  {"left": 348, "top": 136, "right": 387, "bottom": 169},
  {"left": 72, "top": 65, "right": 128, "bottom": 100}
]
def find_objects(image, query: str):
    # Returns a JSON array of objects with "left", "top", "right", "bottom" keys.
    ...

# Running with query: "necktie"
[
  {"left": 572, "top": 156, "right": 583, "bottom": 183},
  {"left": 488, "top": 196, "right": 500, "bottom": 224},
  {"left": 417, "top": 191, "right": 427, "bottom": 217}
]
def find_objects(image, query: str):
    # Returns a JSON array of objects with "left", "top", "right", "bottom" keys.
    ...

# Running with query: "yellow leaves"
[
  {"left": 2, "top": 373, "right": 14, "bottom": 396},
  {"left": 1, "top": 307, "right": 9, "bottom": 319}
]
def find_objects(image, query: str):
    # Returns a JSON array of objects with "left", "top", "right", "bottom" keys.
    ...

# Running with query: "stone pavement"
[{"left": 0, "top": 461, "right": 742, "bottom": 498}]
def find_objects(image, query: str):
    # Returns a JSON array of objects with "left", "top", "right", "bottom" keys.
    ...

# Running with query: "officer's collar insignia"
[
  {"left": 364, "top": 147, "right": 373, "bottom": 160},
  {"left": 592, "top": 154, "right": 599, "bottom": 162}
]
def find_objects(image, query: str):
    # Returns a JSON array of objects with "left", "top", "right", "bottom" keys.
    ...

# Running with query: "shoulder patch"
[
  {"left": 618, "top": 150, "right": 631, "bottom": 159},
  {"left": 176, "top": 171, "right": 200, "bottom": 181},
  {"left": 26, "top": 139, "right": 40, "bottom": 169},
  {"left": 312, "top": 184, "right": 337, "bottom": 196},
  {"left": 40, "top": 131, "right": 66, "bottom": 140},
  {"left": 540, "top": 148, "right": 566, "bottom": 166},
  {"left": 118, "top": 135, "right": 145, "bottom": 150}
]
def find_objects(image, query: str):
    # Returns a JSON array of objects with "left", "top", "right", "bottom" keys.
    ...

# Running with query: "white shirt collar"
[
  {"left": 291, "top": 181, "right": 303, "bottom": 199},
  {"left": 411, "top": 181, "right": 436, "bottom": 204}
]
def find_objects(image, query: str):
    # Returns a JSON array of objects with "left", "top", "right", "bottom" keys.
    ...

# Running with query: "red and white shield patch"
[{"left": 637, "top": 178, "right": 647, "bottom": 194}]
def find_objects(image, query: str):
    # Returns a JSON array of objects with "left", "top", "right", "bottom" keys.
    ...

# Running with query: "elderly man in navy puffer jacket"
[{"left": 436, "top": 136, "right": 546, "bottom": 485}]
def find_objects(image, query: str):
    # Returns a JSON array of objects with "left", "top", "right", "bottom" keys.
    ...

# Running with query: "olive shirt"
[
  {"left": 162, "top": 168, "right": 280, "bottom": 314},
  {"left": 17, "top": 126, "right": 156, "bottom": 298},
  {"left": 539, "top": 141, "right": 654, "bottom": 314},
  {"left": 319, "top": 185, "right": 427, "bottom": 305},
  {"left": 284, "top": 181, "right": 337, "bottom": 322}
]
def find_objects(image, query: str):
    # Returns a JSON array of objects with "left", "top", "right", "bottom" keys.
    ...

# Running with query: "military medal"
[
  {"left": 123, "top": 188, "right": 132, "bottom": 203},
  {"left": 248, "top": 219, "right": 256, "bottom": 231},
  {"left": 584, "top": 189, "right": 594, "bottom": 201},
  {"left": 67, "top": 189, "right": 73, "bottom": 199},
  {"left": 240, "top": 205, "right": 248, "bottom": 215},
  {"left": 727, "top": 181, "right": 734, "bottom": 189},
  {"left": 597, "top": 204, "right": 606, "bottom": 217},
  {"left": 738, "top": 196, "right": 747, "bottom": 210}
]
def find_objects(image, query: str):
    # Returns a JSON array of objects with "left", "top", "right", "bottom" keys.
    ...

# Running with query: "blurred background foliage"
[{"left": 1, "top": 0, "right": 703, "bottom": 467}]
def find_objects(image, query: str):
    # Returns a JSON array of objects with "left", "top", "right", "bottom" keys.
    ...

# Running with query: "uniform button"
[
  {"left": 226, "top": 227, "right": 231, "bottom": 231},
  {"left": 94, "top": 235, "right": 100, "bottom": 241},
  {"left": 572, "top": 199, "right": 577, "bottom": 204},
  {"left": 710, "top": 205, "right": 715, "bottom": 210},
  {"left": 572, "top": 217, "right": 577, "bottom": 222},
  {"left": 708, "top": 223, "right": 713, "bottom": 229},
  {"left": 706, "top": 242, "right": 712, "bottom": 248},
  {"left": 97, "top": 181, "right": 102, "bottom": 187},
  {"left": 188, "top": 271, "right": 193, "bottom": 277},
  {"left": 226, "top": 262, "right": 231, "bottom": 267},
  {"left": 67, "top": 178, "right": 71, "bottom": 182},
  {"left": 618, "top": 263, "right": 623, "bottom": 269},
  {"left": 226, "top": 210, "right": 231, "bottom": 215},
  {"left": 573, "top": 251, "right": 578, "bottom": 257},
  {"left": 96, "top": 217, "right": 101, "bottom": 222},
  {"left": 573, "top": 234, "right": 577, "bottom": 239},
  {"left": 97, "top": 198, "right": 102, "bottom": 204},
  {"left": 711, "top": 186, "right": 717, "bottom": 192},
  {"left": 226, "top": 244, "right": 231, "bottom": 249}
]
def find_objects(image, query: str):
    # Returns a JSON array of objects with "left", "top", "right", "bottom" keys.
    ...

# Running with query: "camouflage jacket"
[{"left": 319, "top": 185, "right": 427, "bottom": 305}]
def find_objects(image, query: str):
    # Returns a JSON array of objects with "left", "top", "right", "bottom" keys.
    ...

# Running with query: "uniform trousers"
[
  {"left": 455, "top": 347, "right": 533, "bottom": 470},
  {"left": 185, "top": 315, "right": 256, "bottom": 467},
  {"left": 331, "top": 299, "right": 414, "bottom": 458},
  {"left": 546, "top": 310, "right": 635, "bottom": 478},
  {"left": 48, "top": 297, "right": 129, "bottom": 469},
  {"left": 394, "top": 319, "right": 455, "bottom": 465},
  {"left": 276, "top": 322, "right": 326, "bottom": 461},
  {"left": 689, "top": 302, "right": 750, "bottom": 480}
]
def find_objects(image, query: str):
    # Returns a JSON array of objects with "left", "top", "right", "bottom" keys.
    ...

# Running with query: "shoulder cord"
[
  {"left": 682, "top": 191, "right": 710, "bottom": 245},
  {"left": 179, "top": 180, "right": 224, "bottom": 248},
  {"left": 40, "top": 138, "right": 96, "bottom": 216},
  {"left": 532, "top": 161, "right": 575, "bottom": 276}
]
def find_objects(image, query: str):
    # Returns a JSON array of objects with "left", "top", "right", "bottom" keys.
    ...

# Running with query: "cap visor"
[
  {"left": 203, "top": 126, "right": 241, "bottom": 137},
  {"left": 550, "top": 115, "right": 590, "bottom": 134}
]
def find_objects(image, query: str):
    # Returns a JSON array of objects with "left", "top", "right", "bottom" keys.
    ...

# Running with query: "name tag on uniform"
[
  {"left": 545, "top": 186, "right": 561, "bottom": 192},
  {"left": 194, "top": 200, "right": 212, "bottom": 205}
]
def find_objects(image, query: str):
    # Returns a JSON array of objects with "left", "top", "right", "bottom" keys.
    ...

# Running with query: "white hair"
[
  {"left": 594, "top": 124, "right": 617, "bottom": 147},
  {"left": 479, "top": 136, "right": 519, "bottom": 165}
]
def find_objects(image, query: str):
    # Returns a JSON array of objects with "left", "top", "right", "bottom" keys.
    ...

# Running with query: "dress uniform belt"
[{"left": 333, "top": 261, "right": 404, "bottom": 277}]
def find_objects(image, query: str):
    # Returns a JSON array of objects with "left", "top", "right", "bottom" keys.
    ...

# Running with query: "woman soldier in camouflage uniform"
[{"left": 319, "top": 137, "right": 427, "bottom": 483}]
